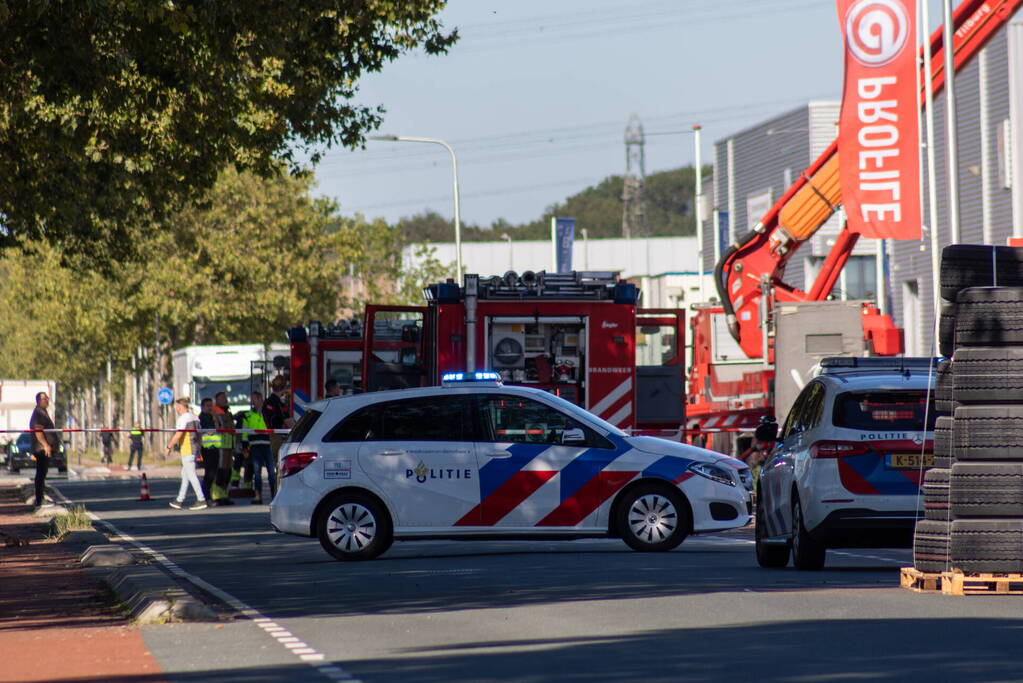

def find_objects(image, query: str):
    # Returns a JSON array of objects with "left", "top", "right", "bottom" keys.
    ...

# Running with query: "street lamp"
[
  {"left": 500, "top": 233, "right": 513, "bottom": 271},
  {"left": 370, "top": 135, "right": 463, "bottom": 281}
]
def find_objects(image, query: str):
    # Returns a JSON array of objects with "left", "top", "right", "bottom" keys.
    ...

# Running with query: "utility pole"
[{"left": 622, "top": 114, "right": 648, "bottom": 239}]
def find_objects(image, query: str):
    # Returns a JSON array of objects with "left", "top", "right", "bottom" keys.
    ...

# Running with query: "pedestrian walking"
[
  {"left": 164, "top": 398, "right": 207, "bottom": 510},
  {"left": 127, "top": 423, "right": 144, "bottom": 471},
  {"left": 210, "top": 391, "right": 235, "bottom": 506},
  {"left": 242, "top": 392, "right": 276, "bottom": 504},
  {"left": 29, "top": 391, "right": 58, "bottom": 508},
  {"left": 100, "top": 430, "right": 115, "bottom": 464},
  {"left": 198, "top": 398, "right": 219, "bottom": 497}
]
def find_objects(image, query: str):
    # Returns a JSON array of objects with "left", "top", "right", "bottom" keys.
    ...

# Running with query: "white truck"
[
  {"left": 172, "top": 344, "right": 289, "bottom": 414},
  {"left": 0, "top": 379, "right": 57, "bottom": 446}
]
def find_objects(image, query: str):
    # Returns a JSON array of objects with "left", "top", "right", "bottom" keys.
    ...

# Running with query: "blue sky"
[{"left": 307, "top": 0, "right": 946, "bottom": 228}]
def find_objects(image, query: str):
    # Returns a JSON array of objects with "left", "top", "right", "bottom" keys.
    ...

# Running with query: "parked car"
[
  {"left": 754, "top": 357, "right": 936, "bottom": 570},
  {"left": 271, "top": 372, "right": 752, "bottom": 560},
  {"left": 5, "top": 432, "right": 67, "bottom": 474}
]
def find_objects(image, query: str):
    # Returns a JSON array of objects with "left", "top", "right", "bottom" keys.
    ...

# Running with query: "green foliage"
[
  {"left": 48, "top": 505, "right": 93, "bottom": 539},
  {"left": 396, "top": 165, "right": 710, "bottom": 244},
  {"left": 0, "top": 168, "right": 449, "bottom": 395},
  {"left": 0, "top": 1, "right": 455, "bottom": 262}
]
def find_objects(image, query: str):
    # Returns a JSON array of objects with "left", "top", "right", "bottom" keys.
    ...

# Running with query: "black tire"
[
  {"left": 950, "top": 462, "right": 1023, "bottom": 518},
  {"left": 938, "top": 301, "right": 956, "bottom": 357},
  {"left": 941, "top": 245, "right": 1023, "bottom": 301},
  {"left": 934, "top": 416, "right": 953, "bottom": 469},
  {"left": 950, "top": 519, "right": 1023, "bottom": 573},
  {"left": 914, "top": 519, "right": 951, "bottom": 573},
  {"left": 316, "top": 491, "right": 393, "bottom": 561},
  {"left": 951, "top": 347, "right": 1023, "bottom": 404},
  {"left": 934, "top": 359, "right": 954, "bottom": 414},
  {"left": 791, "top": 496, "right": 826, "bottom": 570},
  {"left": 953, "top": 405, "right": 1023, "bottom": 461},
  {"left": 617, "top": 484, "right": 690, "bottom": 552},
  {"left": 923, "top": 468, "right": 951, "bottom": 521},
  {"left": 954, "top": 287, "right": 1023, "bottom": 348},
  {"left": 755, "top": 493, "right": 790, "bottom": 568}
]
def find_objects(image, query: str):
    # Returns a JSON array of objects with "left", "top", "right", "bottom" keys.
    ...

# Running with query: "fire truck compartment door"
[
  {"left": 488, "top": 316, "right": 584, "bottom": 324},
  {"left": 355, "top": 394, "right": 481, "bottom": 527}
]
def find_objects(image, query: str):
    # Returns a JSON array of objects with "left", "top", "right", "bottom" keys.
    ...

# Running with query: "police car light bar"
[{"left": 441, "top": 371, "right": 503, "bottom": 386}]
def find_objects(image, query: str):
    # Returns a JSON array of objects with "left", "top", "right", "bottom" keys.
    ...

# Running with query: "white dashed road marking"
[{"left": 51, "top": 484, "right": 359, "bottom": 682}]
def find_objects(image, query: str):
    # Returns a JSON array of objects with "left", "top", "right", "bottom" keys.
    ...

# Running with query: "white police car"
[
  {"left": 754, "top": 357, "right": 935, "bottom": 570},
  {"left": 270, "top": 372, "right": 751, "bottom": 560}
]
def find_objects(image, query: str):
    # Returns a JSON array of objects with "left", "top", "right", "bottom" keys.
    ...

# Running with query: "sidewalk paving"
[{"left": 0, "top": 483, "right": 166, "bottom": 683}]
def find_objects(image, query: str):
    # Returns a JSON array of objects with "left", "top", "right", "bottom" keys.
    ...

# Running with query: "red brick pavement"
[{"left": 0, "top": 484, "right": 165, "bottom": 683}]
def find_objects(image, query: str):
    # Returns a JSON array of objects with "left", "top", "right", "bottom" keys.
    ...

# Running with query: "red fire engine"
[
  {"left": 288, "top": 271, "right": 686, "bottom": 435},
  {"left": 685, "top": 0, "right": 1022, "bottom": 452}
]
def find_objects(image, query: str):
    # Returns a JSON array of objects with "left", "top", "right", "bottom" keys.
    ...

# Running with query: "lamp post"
[
  {"left": 693, "top": 125, "right": 704, "bottom": 301},
  {"left": 370, "top": 135, "right": 463, "bottom": 281}
]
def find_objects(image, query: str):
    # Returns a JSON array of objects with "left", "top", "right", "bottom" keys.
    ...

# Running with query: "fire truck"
[
  {"left": 288, "top": 270, "right": 687, "bottom": 435},
  {"left": 685, "top": 0, "right": 1022, "bottom": 453}
]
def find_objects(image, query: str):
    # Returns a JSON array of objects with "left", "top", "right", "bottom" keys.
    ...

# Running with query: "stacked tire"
[{"left": 914, "top": 245, "right": 1023, "bottom": 575}]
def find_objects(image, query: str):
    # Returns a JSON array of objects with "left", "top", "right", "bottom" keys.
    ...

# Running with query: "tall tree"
[{"left": 0, "top": 1, "right": 456, "bottom": 261}]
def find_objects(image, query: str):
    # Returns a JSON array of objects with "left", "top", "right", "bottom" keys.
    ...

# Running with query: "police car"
[
  {"left": 270, "top": 372, "right": 752, "bottom": 560},
  {"left": 754, "top": 357, "right": 936, "bottom": 570}
]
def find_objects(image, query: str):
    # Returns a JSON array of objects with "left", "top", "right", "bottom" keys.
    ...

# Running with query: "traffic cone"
[{"left": 139, "top": 473, "right": 151, "bottom": 501}]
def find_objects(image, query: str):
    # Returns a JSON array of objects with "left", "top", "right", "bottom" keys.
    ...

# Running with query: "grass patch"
[{"left": 47, "top": 504, "right": 93, "bottom": 539}]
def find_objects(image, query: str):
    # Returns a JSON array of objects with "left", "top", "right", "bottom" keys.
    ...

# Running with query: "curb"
[
  {"left": 101, "top": 566, "right": 218, "bottom": 623},
  {"left": 42, "top": 496, "right": 219, "bottom": 624}
]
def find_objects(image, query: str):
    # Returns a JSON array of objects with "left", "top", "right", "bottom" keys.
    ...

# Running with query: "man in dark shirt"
[
  {"left": 198, "top": 398, "right": 218, "bottom": 497},
  {"left": 30, "top": 391, "right": 59, "bottom": 507}
]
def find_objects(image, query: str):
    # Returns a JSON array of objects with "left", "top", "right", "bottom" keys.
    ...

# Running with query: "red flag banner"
[{"left": 837, "top": 0, "right": 921, "bottom": 239}]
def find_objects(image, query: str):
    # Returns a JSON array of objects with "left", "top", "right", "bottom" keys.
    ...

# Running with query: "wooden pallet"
[
  {"left": 941, "top": 570, "right": 1023, "bottom": 596},
  {"left": 900, "top": 567, "right": 944, "bottom": 592}
]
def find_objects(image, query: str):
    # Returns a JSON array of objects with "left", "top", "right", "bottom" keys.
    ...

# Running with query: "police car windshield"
[
  {"left": 833, "top": 390, "right": 936, "bottom": 432},
  {"left": 537, "top": 391, "right": 627, "bottom": 437}
]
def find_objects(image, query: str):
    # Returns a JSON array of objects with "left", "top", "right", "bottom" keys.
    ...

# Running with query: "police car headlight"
[{"left": 688, "top": 462, "right": 737, "bottom": 487}]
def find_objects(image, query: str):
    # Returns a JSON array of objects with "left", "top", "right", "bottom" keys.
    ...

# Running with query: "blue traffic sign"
[{"left": 157, "top": 387, "right": 174, "bottom": 405}]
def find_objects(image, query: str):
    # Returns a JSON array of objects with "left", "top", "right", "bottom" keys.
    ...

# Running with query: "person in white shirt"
[{"left": 165, "top": 398, "right": 208, "bottom": 510}]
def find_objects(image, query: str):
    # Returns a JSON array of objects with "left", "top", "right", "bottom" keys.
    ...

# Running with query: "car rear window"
[
  {"left": 833, "top": 390, "right": 936, "bottom": 431},
  {"left": 288, "top": 409, "right": 321, "bottom": 443}
]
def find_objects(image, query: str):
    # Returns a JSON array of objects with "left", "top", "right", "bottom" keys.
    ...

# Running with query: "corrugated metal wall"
[{"left": 889, "top": 17, "right": 1020, "bottom": 354}]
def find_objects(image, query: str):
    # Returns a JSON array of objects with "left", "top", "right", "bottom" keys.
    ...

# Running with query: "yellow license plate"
[{"left": 887, "top": 453, "right": 934, "bottom": 469}]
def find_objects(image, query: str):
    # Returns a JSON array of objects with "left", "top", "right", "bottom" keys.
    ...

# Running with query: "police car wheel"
[
  {"left": 317, "top": 493, "right": 393, "bottom": 561},
  {"left": 791, "top": 497, "right": 826, "bottom": 571},
  {"left": 755, "top": 495, "right": 790, "bottom": 568},
  {"left": 617, "top": 485, "right": 689, "bottom": 552}
]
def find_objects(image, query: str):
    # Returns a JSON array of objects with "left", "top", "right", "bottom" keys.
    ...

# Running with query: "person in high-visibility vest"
[
  {"left": 230, "top": 408, "right": 254, "bottom": 492},
  {"left": 198, "top": 397, "right": 219, "bottom": 498},
  {"left": 210, "top": 392, "right": 235, "bottom": 506},
  {"left": 127, "top": 423, "right": 144, "bottom": 471},
  {"left": 241, "top": 391, "right": 276, "bottom": 504}
]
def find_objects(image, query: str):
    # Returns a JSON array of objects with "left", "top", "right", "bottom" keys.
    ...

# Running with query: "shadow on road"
[{"left": 347, "top": 617, "right": 1023, "bottom": 682}]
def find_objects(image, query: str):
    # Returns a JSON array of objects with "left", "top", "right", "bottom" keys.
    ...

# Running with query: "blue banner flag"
[{"left": 555, "top": 217, "right": 575, "bottom": 274}]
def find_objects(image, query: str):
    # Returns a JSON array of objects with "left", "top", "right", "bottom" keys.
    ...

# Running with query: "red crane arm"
[{"left": 715, "top": 0, "right": 1023, "bottom": 359}]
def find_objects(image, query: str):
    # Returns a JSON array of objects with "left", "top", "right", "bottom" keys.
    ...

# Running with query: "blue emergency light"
[{"left": 441, "top": 371, "right": 503, "bottom": 386}]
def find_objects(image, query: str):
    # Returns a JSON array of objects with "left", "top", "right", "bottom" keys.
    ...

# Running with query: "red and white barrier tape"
[{"left": 3, "top": 428, "right": 291, "bottom": 434}]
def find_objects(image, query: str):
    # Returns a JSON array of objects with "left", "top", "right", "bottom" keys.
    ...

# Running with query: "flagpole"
[
  {"left": 943, "top": 0, "right": 961, "bottom": 243},
  {"left": 922, "top": 0, "right": 941, "bottom": 316}
]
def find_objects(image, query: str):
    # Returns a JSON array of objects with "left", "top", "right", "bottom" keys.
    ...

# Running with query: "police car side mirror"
[
  {"left": 562, "top": 428, "right": 587, "bottom": 446},
  {"left": 755, "top": 421, "right": 779, "bottom": 443}
]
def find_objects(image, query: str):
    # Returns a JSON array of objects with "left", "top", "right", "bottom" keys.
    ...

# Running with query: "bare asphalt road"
[{"left": 45, "top": 476, "right": 1023, "bottom": 683}]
